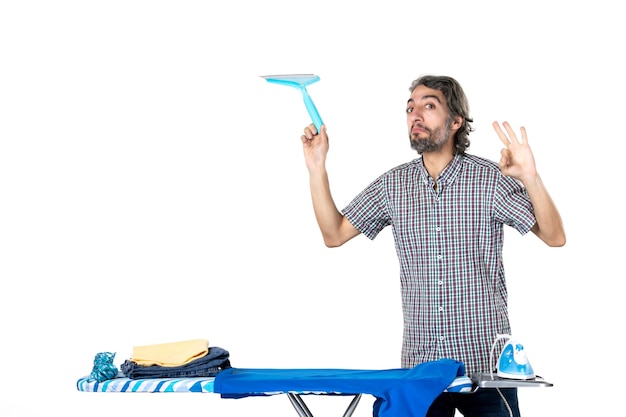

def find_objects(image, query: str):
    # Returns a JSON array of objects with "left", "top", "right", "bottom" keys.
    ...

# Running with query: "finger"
[
  {"left": 499, "top": 155, "right": 508, "bottom": 169},
  {"left": 310, "top": 123, "right": 319, "bottom": 136},
  {"left": 303, "top": 124, "right": 318, "bottom": 139},
  {"left": 492, "top": 121, "right": 511, "bottom": 147},
  {"left": 520, "top": 126, "right": 528, "bottom": 145},
  {"left": 502, "top": 121, "right": 520, "bottom": 144},
  {"left": 499, "top": 149, "right": 510, "bottom": 169}
]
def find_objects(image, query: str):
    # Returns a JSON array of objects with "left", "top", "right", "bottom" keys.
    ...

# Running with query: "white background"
[{"left": 0, "top": 1, "right": 622, "bottom": 416}]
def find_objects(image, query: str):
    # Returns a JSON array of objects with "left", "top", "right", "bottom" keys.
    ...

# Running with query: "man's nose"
[{"left": 409, "top": 108, "right": 423, "bottom": 122}]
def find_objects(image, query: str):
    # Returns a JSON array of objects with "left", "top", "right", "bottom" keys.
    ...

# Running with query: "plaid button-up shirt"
[{"left": 342, "top": 153, "right": 536, "bottom": 375}]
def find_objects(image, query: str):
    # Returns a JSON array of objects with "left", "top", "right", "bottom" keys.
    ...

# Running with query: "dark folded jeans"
[{"left": 121, "top": 346, "right": 231, "bottom": 379}]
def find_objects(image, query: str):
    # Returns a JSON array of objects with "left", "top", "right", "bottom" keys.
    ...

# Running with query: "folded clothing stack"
[{"left": 120, "top": 339, "right": 231, "bottom": 379}]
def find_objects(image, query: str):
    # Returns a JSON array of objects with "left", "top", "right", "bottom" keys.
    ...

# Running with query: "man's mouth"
[{"left": 412, "top": 124, "right": 428, "bottom": 135}]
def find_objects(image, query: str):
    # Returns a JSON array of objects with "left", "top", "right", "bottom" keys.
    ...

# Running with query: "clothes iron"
[{"left": 493, "top": 334, "right": 536, "bottom": 380}]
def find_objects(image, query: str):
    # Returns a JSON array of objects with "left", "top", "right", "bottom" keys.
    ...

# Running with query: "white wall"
[{"left": 0, "top": 1, "right": 622, "bottom": 416}]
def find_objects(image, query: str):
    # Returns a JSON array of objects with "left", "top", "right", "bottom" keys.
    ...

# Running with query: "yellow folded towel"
[{"left": 131, "top": 339, "right": 209, "bottom": 367}]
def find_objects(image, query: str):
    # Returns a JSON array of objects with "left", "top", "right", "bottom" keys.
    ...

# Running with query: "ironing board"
[
  {"left": 77, "top": 358, "right": 473, "bottom": 417},
  {"left": 77, "top": 362, "right": 552, "bottom": 417}
]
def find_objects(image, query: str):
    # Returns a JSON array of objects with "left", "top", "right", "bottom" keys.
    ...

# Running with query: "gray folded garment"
[{"left": 121, "top": 346, "right": 231, "bottom": 379}]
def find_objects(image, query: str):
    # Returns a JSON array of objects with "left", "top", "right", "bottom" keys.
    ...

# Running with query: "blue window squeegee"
[{"left": 260, "top": 74, "right": 324, "bottom": 132}]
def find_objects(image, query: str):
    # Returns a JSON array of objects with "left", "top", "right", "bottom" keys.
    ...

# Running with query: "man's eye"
[
  {"left": 406, "top": 107, "right": 413, "bottom": 113},
  {"left": 425, "top": 103, "right": 434, "bottom": 109}
]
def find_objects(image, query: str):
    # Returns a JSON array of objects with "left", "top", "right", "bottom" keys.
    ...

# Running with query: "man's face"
[{"left": 406, "top": 85, "right": 453, "bottom": 154}]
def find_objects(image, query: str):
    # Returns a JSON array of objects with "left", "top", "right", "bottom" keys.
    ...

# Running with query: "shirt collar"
[{"left": 417, "top": 153, "right": 464, "bottom": 189}]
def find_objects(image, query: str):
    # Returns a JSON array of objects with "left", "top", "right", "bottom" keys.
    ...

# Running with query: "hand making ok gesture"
[{"left": 493, "top": 121, "right": 538, "bottom": 182}]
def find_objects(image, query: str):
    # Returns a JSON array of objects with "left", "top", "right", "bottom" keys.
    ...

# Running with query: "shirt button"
[
  {"left": 439, "top": 336, "right": 445, "bottom": 341},
  {"left": 438, "top": 307, "right": 444, "bottom": 312},
  {"left": 437, "top": 255, "right": 443, "bottom": 260},
  {"left": 438, "top": 280, "right": 443, "bottom": 285},
  {"left": 436, "top": 227, "right": 441, "bottom": 232}
]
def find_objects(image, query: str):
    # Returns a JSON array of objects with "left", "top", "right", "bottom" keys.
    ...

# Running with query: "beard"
[{"left": 409, "top": 117, "right": 453, "bottom": 154}]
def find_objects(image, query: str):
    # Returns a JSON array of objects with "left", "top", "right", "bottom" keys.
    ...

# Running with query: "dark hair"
[{"left": 409, "top": 75, "right": 474, "bottom": 154}]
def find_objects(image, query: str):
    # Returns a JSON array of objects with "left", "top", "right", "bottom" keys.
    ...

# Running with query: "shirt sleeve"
[
  {"left": 493, "top": 174, "right": 536, "bottom": 236},
  {"left": 341, "top": 175, "right": 391, "bottom": 240}
]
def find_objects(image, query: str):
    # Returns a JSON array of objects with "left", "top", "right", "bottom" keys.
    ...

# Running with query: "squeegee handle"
[{"left": 302, "top": 90, "right": 323, "bottom": 132}]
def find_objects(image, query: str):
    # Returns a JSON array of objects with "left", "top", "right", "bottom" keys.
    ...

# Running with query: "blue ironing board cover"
[
  {"left": 76, "top": 373, "right": 473, "bottom": 394},
  {"left": 76, "top": 374, "right": 215, "bottom": 393}
]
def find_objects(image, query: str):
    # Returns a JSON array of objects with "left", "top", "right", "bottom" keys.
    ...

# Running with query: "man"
[{"left": 300, "top": 74, "right": 565, "bottom": 417}]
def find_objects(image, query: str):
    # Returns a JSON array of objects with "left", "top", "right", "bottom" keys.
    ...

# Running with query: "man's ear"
[{"left": 452, "top": 116, "right": 463, "bottom": 130}]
